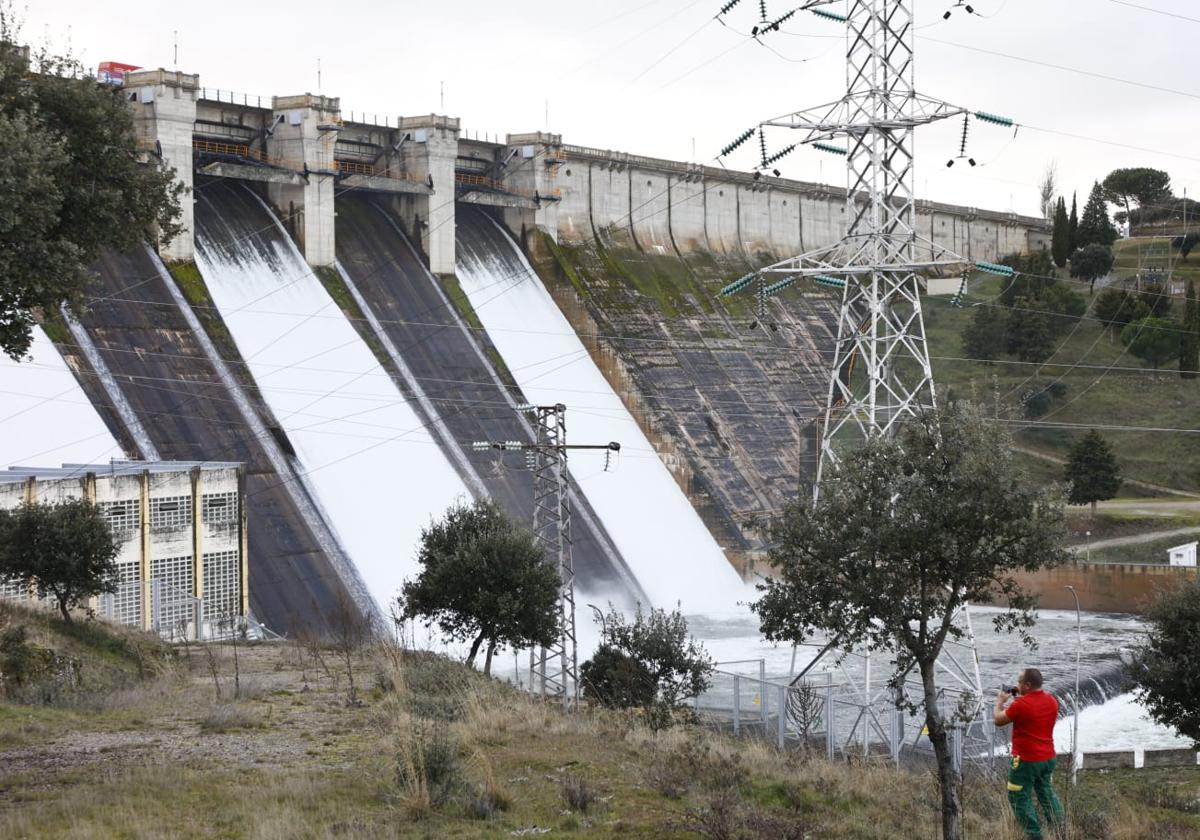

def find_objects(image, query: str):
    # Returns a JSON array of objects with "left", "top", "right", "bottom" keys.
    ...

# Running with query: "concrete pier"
[
  {"left": 396, "top": 115, "right": 460, "bottom": 275},
  {"left": 266, "top": 94, "right": 340, "bottom": 267},
  {"left": 125, "top": 69, "right": 199, "bottom": 262}
]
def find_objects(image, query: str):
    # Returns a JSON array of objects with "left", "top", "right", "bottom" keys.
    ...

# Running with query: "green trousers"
[{"left": 1007, "top": 755, "right": 1065, "bottom": 839}]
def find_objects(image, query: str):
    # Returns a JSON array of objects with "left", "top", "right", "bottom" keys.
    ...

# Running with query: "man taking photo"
[{"left": 994, "top": 668, "right": 1066, "bottom": 839}]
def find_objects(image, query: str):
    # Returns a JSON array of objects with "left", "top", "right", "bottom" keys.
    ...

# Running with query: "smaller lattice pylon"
[{"left": 472, "top": 404, "right": 620, "bottom": 710}]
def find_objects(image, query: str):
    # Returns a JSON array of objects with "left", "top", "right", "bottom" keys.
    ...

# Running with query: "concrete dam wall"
[{"left": 21, "top": 65, "right": 1059, "bottom": 629}]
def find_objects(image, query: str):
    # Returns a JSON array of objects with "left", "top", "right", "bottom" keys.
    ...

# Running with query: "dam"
[{"left": 14, "top": 63, "right": 1049, "bottom": 632}]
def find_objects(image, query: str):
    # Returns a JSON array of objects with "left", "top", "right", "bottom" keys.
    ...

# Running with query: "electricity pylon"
[
  {"left": 718, "top": 0, "right": 1019, "bottom": 760},
  {"left": 474, "top": 404, "right": 620, "bottom": 710}
]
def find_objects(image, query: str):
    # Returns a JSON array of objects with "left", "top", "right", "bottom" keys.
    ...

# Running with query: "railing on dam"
[
  {"left": 199, "top": 88, "right": 272, "bottom": 109},
  {"left": 455, "top": 172, "right": 560, "bottom": 200}
]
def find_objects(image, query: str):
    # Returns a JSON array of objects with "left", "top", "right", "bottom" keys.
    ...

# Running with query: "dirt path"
[
  {"left": 1070, "top": 525, "right": 1200, "bottom": 553},
  {"left": 1014, "top": 445, "right": 1200, "bottom": 499}
]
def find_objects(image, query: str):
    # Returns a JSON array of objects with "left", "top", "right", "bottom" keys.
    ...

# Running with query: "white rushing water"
[
  {"left": 455, "top": 215, "right": 744, "bottom": 613},
  {"left": 0, "top": 326, "right": 123, "bottom": 467},
  {"left": 195, "top": 194, "right": 469, "bottom": 614}
]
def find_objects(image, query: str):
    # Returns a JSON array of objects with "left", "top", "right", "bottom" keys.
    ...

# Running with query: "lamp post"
[
  {"left": 1064, "top": 585, "right": 1082, "bottom": 786},
  {"left": 1085, "top": 531, "right": 1091, "bottom": 563}
]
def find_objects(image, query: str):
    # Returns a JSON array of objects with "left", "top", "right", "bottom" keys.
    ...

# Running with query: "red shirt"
[{"left": 1007, "top": 690, "right": 1059, "bottom": 762}]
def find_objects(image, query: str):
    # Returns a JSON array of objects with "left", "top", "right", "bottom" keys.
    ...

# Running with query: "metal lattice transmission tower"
[
  {"left": 719, "top": 0, "right": 1019, "bottom": 759},
  {"left": 474, "top": 404, "right": 620, "bottom": 710}
]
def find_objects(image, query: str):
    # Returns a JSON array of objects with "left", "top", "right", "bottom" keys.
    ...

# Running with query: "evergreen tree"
[
  {"left": 1064, "top": 429, "right": 1122, "bottom": 517},
  {"left": 962, "top": 306, "right": 1007, "bottom": 361},
  {"left": 1069, "top": 243, "right": 1115, "bottom": 294},
  {"left": 1076, "top": 182, "right": 1119, "bottom": 248},
  {"left": 1130, "top": 585, "right": 1200, "bottom": 745},
  {"left": 1122, "top": 317, "right": 1181, "bottom": 370},
  {"left": 1008, "top": 297, "right": 1056, "bottom": 362},
  {"left": 1068, "top": 192, "right": 1079, "bottom": 251},
  {"left": 1051, "top": 197, "right": 1069, "bottom": 268},
  {"left": 1181, "top": 280, "right": 1199, "bottom": 380}
]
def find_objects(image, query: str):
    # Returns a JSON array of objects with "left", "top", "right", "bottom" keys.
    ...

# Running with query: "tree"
[
  {"left": 1063, "top": 430, "right": 1122, "bottom": 517},
  {"left": 0, "top": 499, "right": 119, "bottom": 623},
  {"left": 1140, "top": 283, "right": 1174, "bottom": 319},
  {"left": 580, "top": 604, "right": 712, "bottom": 726},
  {"left": 1122, "top": 317, "right": 1181, "bottom": 370},
  {"left": 1094, "top": 287, "right": 1149, "bottom": 333},
  {"left": 1182, "top": 281, "right": 1199, "bottom": 380},
  {"left": 1007, "top": 297, "right": 1056, "bottom": 362},
  {"left": 1038, "top": 161, "right": 1058, "bottom": 220},
  {"left": 1130, "top": 585, "right": 1200, "bottom": 746},
  {"left": 1068, "top": 192, "right": 1079, "bottom": 252},
  {"left": 0, "top": 13, "right": 183, "bottom": 360},
  {"left": 1172, "top": 232, "right": 1199, "bottom": 261},
  {"left": 398, "top": 499, "right": 560, "bottom": 676},
  {"left": 1051, "top": 197, "right": 1069, "bottom": 268},
  {"left": 1068, "top": 243, "right": 1115, "bottom": 294},
  {"left": 753, "top": 403, "right": 1069, "bottom": 840},
  {"left": 961, "top": 306, "right": 1006, "bottom": 361},
  {"left": 1076, "top": 182, "right": 1119, "bottom": 248},
  {"left": 1102, "top": 168, "right": 1172, "bottom": 234}
]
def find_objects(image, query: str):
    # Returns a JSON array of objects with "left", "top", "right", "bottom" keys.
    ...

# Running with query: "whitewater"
[
  {"left": 0, "top": 326, "right": 122, "bottom": 468},
  {"left": 194, "top": 186, "right": 468, "bottom": 614},
  {"left": 455, "top": 212, "right": 744, "bottom": 613}
]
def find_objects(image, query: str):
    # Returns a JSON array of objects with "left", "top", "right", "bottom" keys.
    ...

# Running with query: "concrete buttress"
[
  {"left": 124, "top": 69, "right": 199, "bottom": 262},
  {"left": 267, "top": 94, "right": 340, "bottom": 267},
  {"left": 396, "top": 115, "right": 460, "bottom": 275}
]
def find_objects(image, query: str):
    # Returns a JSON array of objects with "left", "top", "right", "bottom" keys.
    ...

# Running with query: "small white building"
[
  {"left": 1167, "top": 542, "right": 1198, "bottom": 568},
  {"left": 0, "top": 461, "right": 247, "bottom": 639}
]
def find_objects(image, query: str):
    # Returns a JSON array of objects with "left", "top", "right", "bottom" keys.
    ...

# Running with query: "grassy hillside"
[
  {"left": 2, "top": 605, "right": 1198, "bottom": 838},
  {"left": 924, "top": 272, "right": 1200, "bottom": 495}
]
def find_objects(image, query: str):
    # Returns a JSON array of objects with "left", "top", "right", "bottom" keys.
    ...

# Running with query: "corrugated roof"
[{"left": 0, "top": 461, "right": 242, "bottom": 485}]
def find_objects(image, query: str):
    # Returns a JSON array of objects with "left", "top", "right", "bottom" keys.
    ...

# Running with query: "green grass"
[
  {"left": 925, "top": 273, "right": 1200, "bottom": 494},
  {"left": 312, "top": 265, "right": 392, "bottom": 372},
  {"left": 1112, "top": 238, "right": 1200, "bottom": 287},
  {"left": 1085, "top": 532, "right": 1200, "bottom": 566}
]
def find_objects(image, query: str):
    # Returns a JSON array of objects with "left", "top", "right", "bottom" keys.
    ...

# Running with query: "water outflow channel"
[
  {"left": 0, "top": 326, "right": 122, "bottom": 467},
  {"left": 454, "top": 209, "right": 744, "bottom": 613},
  {"left": 194, "top": 181, "right": 468, "bottom": 616},
  {"left": 688, "top": 604, "right": 1188, "bottom": 754}
]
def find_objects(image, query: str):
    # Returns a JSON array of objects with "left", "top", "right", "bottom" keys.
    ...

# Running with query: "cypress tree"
[
  {"left": 1182, "top": 280, "right": 1199, "bottom": 380},
  {"left": 1064, "top": 429, "right": 1122, "bottom": 517},
  {"left": 1051, "top": 197, "right": 1069, "bottom": 267},
  {"left": 1068, "top": 192, "right": 1079, "bottom": 251},
  {"left": 1076, "top": 182, "right": 1119, "bottom": 248}
]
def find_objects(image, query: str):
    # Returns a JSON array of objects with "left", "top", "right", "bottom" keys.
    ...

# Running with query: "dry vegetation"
[{"left": 1, "top": 604, "right": 1198, "bottom": 838}]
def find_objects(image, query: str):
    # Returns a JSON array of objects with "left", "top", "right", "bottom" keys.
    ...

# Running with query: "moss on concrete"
[
  {"left": 434, "top": 273, "right": 519, "bottom": 391},
  {"left": 311, "top": 266, "right": 392, "bottom": 374}
]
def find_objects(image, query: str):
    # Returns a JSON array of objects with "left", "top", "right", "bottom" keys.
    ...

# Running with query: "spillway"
[
  {"left": 333, "top": 195, "right": 643, "bottom": 601},
  {"left": 0, "top": 327, "right": 122, "bottom": 467},
  {"left": 455, "top": 209, "right": 744, "bottom": 612},
  {"left": 194, "top": 181, "right": 469, "bottom": 615}
]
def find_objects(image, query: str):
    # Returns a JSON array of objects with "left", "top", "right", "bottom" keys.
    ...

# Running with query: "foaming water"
[
  {"left": 194, "top": 183, "right": 468, "bottom": 614},
  {"left": 454, "top": 211, "right": 743, "bottom": 613},
  {"left": 0, "top": 326, "right": 123, "bottom": 467}
]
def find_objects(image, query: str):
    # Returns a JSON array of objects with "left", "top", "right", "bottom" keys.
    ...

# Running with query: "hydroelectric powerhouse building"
[{"left": 0, "top": 461, "right": 248, "bottom": 639}]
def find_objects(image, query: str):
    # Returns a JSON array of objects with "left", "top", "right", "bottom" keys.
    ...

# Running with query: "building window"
[
  {"left": 202, "top": 492, "right": 239, "bottom": 526},
  {"left": 110, "top": 559, "right": 142, "bottom": 627},
  {"left": 150, "top": 496, "right": 192, "bottom": 530},
  {"left": 151, "top": 554, "right": 195, "bottom": 631},
  {"left": 99, "top": 499, "right": 141, "bottom": 539},
  {"left": 203, "top": 550, "right": 241, "bottom": 620}
]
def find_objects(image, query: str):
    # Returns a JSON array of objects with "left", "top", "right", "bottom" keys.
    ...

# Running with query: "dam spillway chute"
[
  {"left": 193, "top": 181, "right": 470, "bottom": 616},
  {"left": 454, "top": 209, "right": 744, "bottom": 613}
]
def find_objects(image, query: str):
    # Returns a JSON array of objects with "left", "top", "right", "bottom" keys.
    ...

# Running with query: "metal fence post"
[
  {"left": 778, "top": 684, "right": 787, "bottom": 750},
  {"left": 733, "top": 674, "right": 741, "bottom": 736},
  {"left": 760, "top": 660, "right": 768, "bottom": 725},
  {"left": 825, "top": 673, "right": 835, "bottom": 760}
]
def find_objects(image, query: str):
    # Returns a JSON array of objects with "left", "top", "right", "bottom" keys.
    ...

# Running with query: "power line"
[{"left": 1107, "top": 0, "right": 1200, "bottom": 25}]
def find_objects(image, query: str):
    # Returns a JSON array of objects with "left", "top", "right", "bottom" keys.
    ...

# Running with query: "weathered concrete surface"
[
  {"left": 198, "top": 161, "right": 306, "bottom": 186},
  {"left": 265, "top": 94, "right": 340, "bottom": 267},
  {"left": 334, "top": 198, "right": 643, "bottom": 600},
  {"left": 59, "top": 245, "right": 353, "bottom": 633},
  {"left": 1007, "top": 562, "right": 1199, "bottom": 614},
  {"left": 1143, "top": 748, "right": 1199, "bottom": 768},
  {"left": 1083, "top": 751, "right": 1136, "bottom": 770},
  {"left": 527, "top": 230, "right": 835, "bottom": 567}
]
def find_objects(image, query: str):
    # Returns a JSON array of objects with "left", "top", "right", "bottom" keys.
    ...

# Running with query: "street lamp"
[
  {"left": 1085, "top": 531, "right": 1091, "bottom": 563},
  {"left": 1064, "top": 585, "right": 1082, "bottom": 786}
]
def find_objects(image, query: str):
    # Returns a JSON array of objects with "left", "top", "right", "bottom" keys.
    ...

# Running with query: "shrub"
[
  {"left": 560, "top": 773, "right": 601, "bottom": 814},
  {"left": 395, "top": 720, "right": 461, "bottom": 813}
]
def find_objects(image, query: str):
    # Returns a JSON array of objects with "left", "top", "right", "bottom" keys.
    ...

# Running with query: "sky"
[{"left": 25, "top": 0, "right": 1200, "bottom": 219}]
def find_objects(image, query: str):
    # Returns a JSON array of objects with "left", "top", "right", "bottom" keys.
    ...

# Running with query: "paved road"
[{"left": 1071, "top": 525, "right": 1200, "bottom": 553}]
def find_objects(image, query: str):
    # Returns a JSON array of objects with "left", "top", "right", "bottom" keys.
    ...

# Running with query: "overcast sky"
[{"left": 26, "top": 0, "right": 1200, "bottom": 218}]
